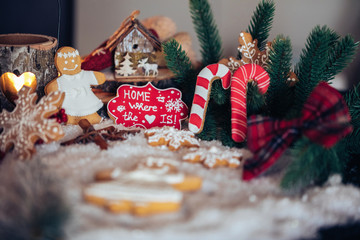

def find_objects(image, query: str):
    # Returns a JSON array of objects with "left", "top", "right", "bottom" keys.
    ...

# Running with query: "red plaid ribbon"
[{"left": 243, "top": 81, "right": 353, "bottom": 181}]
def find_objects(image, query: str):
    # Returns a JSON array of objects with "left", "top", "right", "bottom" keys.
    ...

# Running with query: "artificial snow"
[{"left": 22, "top": 120, "right": 360, "bottom": 240}]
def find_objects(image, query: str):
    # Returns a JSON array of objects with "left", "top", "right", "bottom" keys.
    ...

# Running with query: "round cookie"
[{"left": 84, "top": 156, "right": 203, "bottom": 216}]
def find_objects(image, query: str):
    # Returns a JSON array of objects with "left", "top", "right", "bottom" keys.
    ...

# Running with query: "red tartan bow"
[{"left": 243, "top": 82, "right": 353, "bottom": 181}]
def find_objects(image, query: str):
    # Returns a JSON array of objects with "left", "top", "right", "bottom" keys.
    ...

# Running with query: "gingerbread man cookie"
[{"left": 45, "top": 46, "right": 106, "bottom": 125}]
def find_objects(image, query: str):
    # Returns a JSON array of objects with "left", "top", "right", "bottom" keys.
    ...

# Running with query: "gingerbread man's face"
[{"left": 55, "top": 46, "right": 81, "bottom": 75}]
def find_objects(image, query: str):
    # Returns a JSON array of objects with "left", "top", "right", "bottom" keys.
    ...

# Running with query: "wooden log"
[{"left": 0, "top": 33, "right": 58, "bottom": 111}]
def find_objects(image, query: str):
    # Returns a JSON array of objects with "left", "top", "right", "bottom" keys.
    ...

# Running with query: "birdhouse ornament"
[
  {"left": 112, "top": 11, "right": 161, "bottom": 79},
  {"left": 45, "top": 46, "right": 106, "bottom": 125}
]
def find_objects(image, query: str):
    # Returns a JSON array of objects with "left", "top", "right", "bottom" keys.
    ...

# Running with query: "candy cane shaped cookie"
[
  {"left": 231, "top": 64, "right": 270, "bottom": 142},
  {"left": 189, "top": 64, "right": 231, "bottom": 134}
]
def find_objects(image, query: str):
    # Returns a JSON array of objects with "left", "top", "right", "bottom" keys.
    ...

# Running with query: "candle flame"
[{"left": 8, "top": 72, "right": 36, "bottom": 92}]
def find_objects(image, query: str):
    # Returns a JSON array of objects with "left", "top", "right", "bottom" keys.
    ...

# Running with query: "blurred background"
[{"left": 0, "top": 0, "right": 359, "bottom": 86}]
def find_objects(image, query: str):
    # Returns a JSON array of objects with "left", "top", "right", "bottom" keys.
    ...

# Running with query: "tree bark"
[{"left": 0, "top": 33, "right": 58, "bottom": 111}]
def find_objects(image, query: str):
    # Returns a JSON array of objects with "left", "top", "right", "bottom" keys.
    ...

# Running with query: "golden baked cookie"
[
  {"left": 84, "top": 156, "right": 202, "bottom": 216},
  {"left": 0, "top": 87, "right": 64, "bottom": 160},
  {"left": 183, "top": 146, "right": 243, "bottom": 169},
  {"left": 144, "top": 126, "right": 200, "bottom": 151}
]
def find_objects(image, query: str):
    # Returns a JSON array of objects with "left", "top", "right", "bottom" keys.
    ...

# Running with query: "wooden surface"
[
  {"left": 114, "top": 68, "right": 174, "bottom": 83},
  {"left": 0, "top": 33, "right": 58, "bottom": 110}
]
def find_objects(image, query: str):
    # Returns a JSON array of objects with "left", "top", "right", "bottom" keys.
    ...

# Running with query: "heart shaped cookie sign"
[
  {"left": 107, "top": 83, "right": 188, "bottom": 129},
  {"left": 0, "top": 72, "right": 37, "bottom": 102}
]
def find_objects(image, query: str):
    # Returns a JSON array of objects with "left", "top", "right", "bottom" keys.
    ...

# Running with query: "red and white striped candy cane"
[
  {"left": 231, "top": 63, "right": 270, "bottom": 142},
  {"left": 189, "top": 64, "right": 231, "bottom": 133}
]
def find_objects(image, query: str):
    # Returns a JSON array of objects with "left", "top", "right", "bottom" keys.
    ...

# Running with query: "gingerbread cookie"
[
  {"left": 287, "top": 71, "right": 299, "bottom": 87},
  {"left": 84, "top": 179, "right": 183, "bottom": 216},
  {"left": 0, "top": 87, "right": 65, "bottom": 160},
  {"left": 217, "top": 32, "right": 271, "bottom": 73},
  {"left": 84, "top": 156, "right": 202, "bottom": 216},
  {"left": 95, "top": 157, "right": 202, "bottom": 191},
  {"left": 144, "top": 127, "right": 200, "bottom": 151},
  {"left": 45, "top": 46, "right": 106, "bottom": 125},
  {"left": 183, "top": 146, "right": 243, "bottom": 169},
  {"left": 238, "top": 31, "right": 271, "bottom": 68},
  {"left": 218, "top": 57, "right": 242, "bottom": 74}
]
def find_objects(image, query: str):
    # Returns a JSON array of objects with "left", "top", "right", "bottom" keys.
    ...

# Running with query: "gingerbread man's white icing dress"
[{"left": 57, "top": 70, "right": 103, "bottom": 116}]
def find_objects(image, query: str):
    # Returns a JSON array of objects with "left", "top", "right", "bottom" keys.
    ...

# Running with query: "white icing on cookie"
[
  {"left": 145, "top": 127, "right": 200, "bottom": 150},
  {"left": 84, "top": 179, "right": 183, "bottom": 203},
  {"left": 145, "top": 156, "right": 180, "bottom": 167},
  {"left": 105, "top": 157, "right": 185, "bottom": 184},
  {"left": 0, "top": 87, "right": 64, "bottom": 159},
  {"left": 183, "top": 146, "right": 243, "bottom": 168},
  {"left": 127, "top": 167, "right": 184, "bottom": 184}
]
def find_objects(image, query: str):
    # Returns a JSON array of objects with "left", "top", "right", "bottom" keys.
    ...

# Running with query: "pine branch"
[
  {"left": 247, "top": 82, "right": 266, "bottom": 115},
  {"left": 210, "top": 79, "right": 229, "bottom": 105},
  {"left": 163, "top": 40, "right": 197, "bottom": 105},
  {"left": 196, "top": 105, "right": 218, "bottom": 141},
  {"left": 247, "top": 0, "right": 275, "bottom": 51},
  {"left": 189, "top": 0, "right": 222, "bottom": 65},
  {"left": 290, "top": 26, "right": 338, "bottom": 117},
  {"left": 323, "top": 35, "right": 359, "bottom": 82},
  {"left": 344, "top": 83, "right": 360, "bottom": 122},
  {"left": 281, "top": 137, "right": 342, "bottom": 192},
  {"left": 342, "top": 84, "right": 360, "bottom": 155},
  {"left": 265, "top": 35, "right": 294, "bottom": 117}
]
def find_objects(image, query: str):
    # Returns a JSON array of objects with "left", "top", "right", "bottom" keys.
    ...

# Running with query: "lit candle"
[{"left": 0, "top": 72, "right": 37, "bottom": 103}]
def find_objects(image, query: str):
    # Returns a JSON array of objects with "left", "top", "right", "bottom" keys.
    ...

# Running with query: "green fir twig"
[
  {"left": 323, "top": 35, "right": 359, "bottom": 82},
  {"left": 247, "top": 82, "right": 266, "bottom": 115},
  {"left": 281, "top": 138, "right": 342, "bottom": 193},
  {"left": 342, "top": 84, "right": 360, "bottom": 155},
  {"left": 290, "top": 26, "right": 338, "bottom": 117},
  {"left": 247, "top": 0, "right": 275, "bottom": 51},
  {"left": 339, "top": 84, "right": 360, "bottom": 185},
  {"left": 163, "top": 40, "right": 197, "bottom": 105},
  {"left": 189, "top": 0, "right": 222, "bottom": 66},
  {"left": 265, "top": 35, "right": 294, "bottom": 117}
]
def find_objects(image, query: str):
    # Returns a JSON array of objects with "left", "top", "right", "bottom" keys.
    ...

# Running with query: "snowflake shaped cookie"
[
  {"left": 183, "top": 146, "right": 243, "bottom": 168},
  {"left": 144, "top": 126, "right": 200, "bottom": 151},
  {"left": 0, "top": 87, "right": 65, "bottom": 160}
]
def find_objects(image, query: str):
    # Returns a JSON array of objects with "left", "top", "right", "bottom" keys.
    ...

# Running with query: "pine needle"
[
  {"left": 265, "top": 35, "right": 294, "bottom": 117},
  {"left": 247, "top": 0, "right": 275, "bottom": 51},
  {"left": 323, "top": 35, "right": 359, "bottom": 82},
  {"left": 281, "top": 138, "right": 342, "bottom": 193},
  {"left": 189, "top": 0, "right": 222, "bottom": 65},
  {"left": 290, "top": 26, "right": 338, "bottom": 117},
  {"left": 247, "top": 82, "right": 266, "bottom": 115},
  {"left": 163, "top": 40, "right": 197, "bottom": 105}
]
